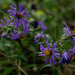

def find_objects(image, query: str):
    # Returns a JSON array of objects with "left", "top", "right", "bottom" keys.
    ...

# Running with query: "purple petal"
[
  {"left": 52, "top": 56, "right": 56, "bottom": 64},
  {"left": 7, "top": 10, "right": 15, "bottom": 13},
  {"left": 53, "top": 49, "right": 59, "bottom": 52},
  {"left": 40, "top": 44, "right": 45, "bottom": 52},
  {"left": 21, "top": 18, "right": 30, "bottom": 26},
  {"left": 19, "top": 3, "right": 23, "bottom": 12},
  {"left": 46, "top": 39, "right": 50, "bottom": 50},
  {"left": 21, "top": 8, "right": 27, "bottom": 14},
  {"left": 73, "top": 46, "right": 75, "bottom": 51},
  {"left": 4, "top": 17, "right": 8, "bottom": 25},
  {"left": 22, "top": 15, "right": 31, "bottom": 17},
  {"left": 19, "top": 20, "right": 24, "bottom": 28},
  {"left": 50, "top": 40, "right": 53, "bottom": 46},
  {"left": 10, "top": 5, "right": 16, "bottom": 11},
  {"left": 53, "top": 54, "right": 60, "bottom": 58},
  {"left": 14, "top": 4, "right": 17, "bottom": 9},
  {"left": 38, "top": 54, "right": 45, "bottom": 56},
  {"left": 54, "top": 53, "right": 60, "bottom": 56},
  {"left": 65, "top": 23, "right": 70, "bottom": 31},
  {"left": 0, "top": 24, "right": 3, "bottom": 27},
  {"left": 51, "top": 43, "right": 57, "bottom": 50},
  {"left": 15, "top": 18, "right": 19, "bottom": 28},
  {"left": 9, "top": 14, "right": 15, "bottom": 16},
  {"left": 0, "top": 19, "right": 5, "bottom": 25},
  {"left": 11, "top": 20, "right": 15, "bottom": 26},
  {"left": 46, "top": 58, "right": 49, "bottom": 64}
]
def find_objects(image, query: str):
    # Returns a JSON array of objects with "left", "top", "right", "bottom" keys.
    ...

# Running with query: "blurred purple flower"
[
  {"left": 38, "top": 39, "right": 60, "bottom": 65},
  {"left": 39, "top": 21, "right": 47, "bottom": 31},
  {"left": 10, "top": 25, "right": 30, "bottom": 40},
  {"left": 63, "top": 23, "right": 71, "bottom": 36},
  {"left": 7, "top": 3, "right": 30, "bottom": 28},
  {"left": 0, "top": 17, "right": 9, "bottom": 27},
  {"left": 33, "top": 20, "right": 39, "bottom": 29},
  {"left": 69, "top": 46, "right": 75, "bottom": 55},
  {"left": 2, "top": 33, "right": 7, "bottom": 39},
  {"left": 58, "top": 51, "right": 71, "bottom": 64},
  {"left": 0, "top": 17, "right": 10, "bottom": 38},
  {"left": 63, "top": 23, "right": 75, "bottom": 40},
  {"left": 34, "top": 31, "right": 46, "bottom": 44}
]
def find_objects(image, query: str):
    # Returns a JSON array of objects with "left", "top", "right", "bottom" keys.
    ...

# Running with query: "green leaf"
[
  {"left": 52, "top": 69, "right": 59, "bottom": 75},
  {"left": 40, "top": 64, "right": 52, "bottom": 69},
  {"left": 23, "top": 64, "right": 36, "bottom": 69},
  {"left": 19, "top": 55, "right": 28, "bottom": 62},
  {"left": 1, "top": 67, "right": 16, "bottom": 75},
  {"left": 46, "top": 34, "right": 52, "bottom": 42},
  {"left": 16, "top": 39, "right": 22, "bottom": 48},
  {"left": 35, "top": 64, "right": 52, "bottom": 71}
]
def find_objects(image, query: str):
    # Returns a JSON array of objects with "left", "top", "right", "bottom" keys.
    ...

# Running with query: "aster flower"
[
  {"left": 38, "top": 39, "right": 60, "bottom": 65},
  {"left": 10, "top": 25, "right": 30, "bottom": 40},
  {"left": 63, "top": 23, "right": 75, "bottom": 40},
  {"left": 34, "top": 31, "right": 46, "bottom": 44},
  {"left": 0, "top": 17, "right": 11, "bottom": 39},
  {"left": 0, "top": 17, "right": 9, "bottom": 27},
  {"left": 58, "top": 51, "right": 71, "bottom": 64},
  {"left": 39, "top": 21, "right": 47, "bottom": 31},
  {"left": 63, "top": 23, "right": 71, "bottom": 36},
  {"left": 7, "top": 3, "right": 30, "bottom": 28}
]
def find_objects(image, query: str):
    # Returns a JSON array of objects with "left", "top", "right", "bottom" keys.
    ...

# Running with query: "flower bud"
[{"left": 2, "top": 33, "right": 7, "bottom": 39}]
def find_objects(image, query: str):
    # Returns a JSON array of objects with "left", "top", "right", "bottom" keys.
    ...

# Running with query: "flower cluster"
[
  {"left": 0, "top": 3, "right": 30, "bottom": 40},
  {"left": 63, "top": 23, "right": 75, "bottom": 42},
  {"left": 34, "top": 21, "right": 47, "bottom": 43},
  {"left": 1, "top": 3, "right": 75, "bottom": 67}
]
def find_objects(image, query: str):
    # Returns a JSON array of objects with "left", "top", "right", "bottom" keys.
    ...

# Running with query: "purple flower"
[
  {"left": 38, "top": 39, "right": 60, "bottom": 65},
  {"left": 39, "top": 21, "right": 47, "bottom": 31},
  {"left": 58, "top": 51, "right": 71, "bottom": 64},
  {"left": 2, "top": 33, "right": 7, "bottom": 39},
  {"left": 69, "top": 46, "right": 75, "bottom": 55},
  {"left": 34, "top": 31, "right": 46, "bottom": 44},
  {"left": 34, "top": 34, "right": 41, "bottom": 44},
  {"left": 7, "top": 3, "right": 30, "bottom": 28},
  {"left": 33, "top": 20, "right": 38, "bottom": 29},
  {"left": 63, "top": 23, "right": 75, "bottom": 39},
  {"left": 0, "top": 17, "right": 11, "bottom": 38},
  {"left": 0, "top": 17, "right": 9, "bottom": 27},
  {"left": 10, "top": 25, "right": 30, "bottom": 40}
]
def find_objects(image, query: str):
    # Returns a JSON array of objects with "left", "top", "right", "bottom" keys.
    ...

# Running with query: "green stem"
[
  {"left": 0, "top": 10, "right": 11, "bottom": 18},
  {"left": 18, "top": 59, "right": 21, "bottom": 75}
]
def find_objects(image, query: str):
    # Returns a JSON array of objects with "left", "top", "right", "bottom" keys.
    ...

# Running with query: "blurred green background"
[{"left": 0, "top": 0, "right": 75, "bottom": 75}]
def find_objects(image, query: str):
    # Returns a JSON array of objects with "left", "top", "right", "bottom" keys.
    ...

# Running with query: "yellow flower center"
[
  {"left": 71, "top": 55, "right": 75, "bottom": 61},
  {"left": 72, "top": 31, "right": 75, "bottom": 37},
  {"left": 16, "top": 13, "right": 22, "bottom": 19},
  {"left": 45, "top": 50, "right": 52, "bottom": 58},
  {"left": 20, "top": 34, "right": 26, "bottom": 40}
]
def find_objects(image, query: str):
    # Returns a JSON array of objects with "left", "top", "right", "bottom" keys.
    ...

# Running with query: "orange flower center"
[
  {"left": 16, "top": 13, "right": 22, "bottom": 19},
  {"left": 72, "top": 31, "right": 75, "bottom": 37},
  {"left": 71, "top": 55, "right": 75, "bottom": 61},
  {"left": 45, "top": 50, "right": 52, "bottom": 58},
  {"left": 20, "top": 34, "right": 26, "bottom": 40}
]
